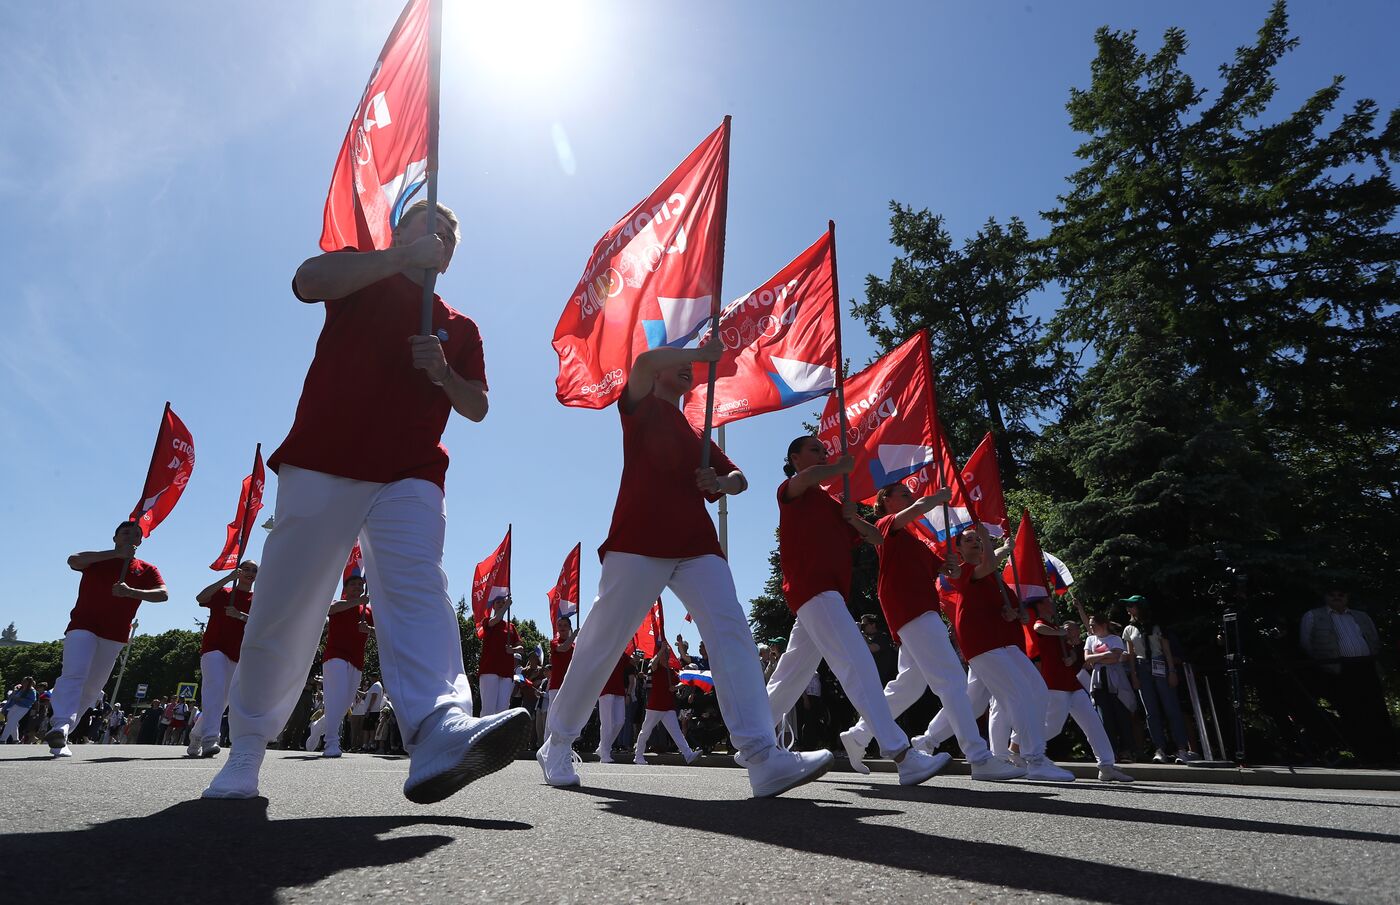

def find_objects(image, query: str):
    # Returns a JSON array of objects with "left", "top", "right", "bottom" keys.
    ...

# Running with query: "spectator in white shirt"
[{"left": 1300, "top": 588, "right": 1393, "bottom": 765}]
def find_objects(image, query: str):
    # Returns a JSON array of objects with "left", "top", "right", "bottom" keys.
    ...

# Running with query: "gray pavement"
[{"left": 1, "top": 745, "right": 1397, "bottom": 904}]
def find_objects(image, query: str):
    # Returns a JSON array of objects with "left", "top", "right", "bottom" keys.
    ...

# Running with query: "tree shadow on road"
[
  {"left": 0, "top": 798, "right": 530, "bottom": 903},
  {"left": 838, "top": 782, "right": 1400, "bottom": 845},
  {"left": 574, "top": 786, "right": 1326, "bottom": 904},
  {"left": 1065, "top": 781, "right": 1400, "bottom": 810}
]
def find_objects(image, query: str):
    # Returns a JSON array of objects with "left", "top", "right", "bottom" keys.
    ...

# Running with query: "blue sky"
[{"left": 2, "top": 1, "right": 1395, "bottom": 649}]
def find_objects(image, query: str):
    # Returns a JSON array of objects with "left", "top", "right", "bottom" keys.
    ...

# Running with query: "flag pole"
[
  {"left": 717, "top": 425, "right": 729, "bottom": 555},
  {"left": 226, "top": 443, "right": 261, "bottom": 622},
  {"left": 124, "top": 401, "right": 171, "bottom": 583},
  {"left": 699, "top": 115, "right": 732, "bottom": 470},
  {"left": 829, "top": 221, "right": 851, "bottom": 502},
  {"left": 418, "top": 0, "right": 443, "bottom": 336},
  {"left": 919, "top": 344, "right": 955, "bottom": 563}
]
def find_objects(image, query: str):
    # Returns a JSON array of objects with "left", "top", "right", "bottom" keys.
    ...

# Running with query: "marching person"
[
  {"left": 762, "top": 437, "right": 950, "bottom": 786},
  {"left": 478, "top": 598, "right": 522, "bottom": 717},
  {"left": 634, "top": 645, "right": 698, "bottom": 764},
  {"left": 538, "top": 339, "right": 833, "bottom": 797},
  {"left": 49, "top": 521, "right": 168, "bottom": 757},
  {"left": 547, "top": 615, "right": 574, "bottom": 709},
  {"left": 305, "top": 575, "right": 374, "bottom": 757},
  {"left": 594, "top": 651, "right": 635, "bottom": 763},
  {"left": 839, "top": 482, "right": 1024, "bottom": 781},
  {"left": 187, "top": 560, "right": 257, "bottom": 757},
  {"left": 204, "top": 200, "right": 530, "bottom": 802},
  {"left": 948, "top": 523, "right": 1075, "bottom": 781}
]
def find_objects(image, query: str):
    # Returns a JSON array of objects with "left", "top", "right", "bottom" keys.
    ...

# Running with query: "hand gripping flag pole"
[
  {"left": 418, "top": 0, "right": 443, "bottom": 336},
  {"left": 698, "top": 116, "right": 732, "bottom": 470}
]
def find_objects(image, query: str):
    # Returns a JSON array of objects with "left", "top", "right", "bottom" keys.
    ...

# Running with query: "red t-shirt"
[
  {"left": 269, "top": 265, "right": 488, "bottom": 490},
  {"left": 948, "top": 570, "right": 1016, "bottom": 662},
  {"left": 199, "top": 587, "right": 253, "bottom": 661},
  {"left": 601, "top": 653, "right": 633, "bottom": 697},
  {"left": 478, "top": 620, "right": 520, "bottom": 678},
  {"left": 66, "top": 557, "right": 164, "bottom": 643},
  {"left": 324, "top": 603, "right": 373, "bottom": 669},
  {"left": 548, "top": 640, "right": 573, "bottom": 689},
  {"left": 777, "top": 480, "right": 859, "bottom": 614},
  {"left": 1028, "top": 621, "right": 1084, "bottom": 693},
  {"left": 646, "top": 662, "right": 676, "bottom": 710},
  {"left": 599, "top": 395, "right": 736, "bottom": 561},
  {"left": 875, "top": 515, "right": 946, "bottom": 642}
]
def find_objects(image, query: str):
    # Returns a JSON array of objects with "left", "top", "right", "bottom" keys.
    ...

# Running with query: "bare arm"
[
  {"left": 292, "top": 236, "right": 445, "bottom": 301},
  {"left": 622, "top": 336, "right": 722, "bottom": 410},
  {"left": 113, "top": 582, "right": 167, "bottom": 603},
  {"left": 841, "top": 500, "right": 883, "bottom": 546},
  {"left": 783, "top": 456, "right": 854, "bottom": 499},
  {"left": 196, "top": 571, "right": 237, "bottom": 605},
  {"left": 68, "top": 549, "right": 126, "bottom": 571},
  {"left": 328, "top": 599, "right": 364, "bottom": 615},
  {"left": 890, "top": 489, "right": 953, "bottom": 531}
]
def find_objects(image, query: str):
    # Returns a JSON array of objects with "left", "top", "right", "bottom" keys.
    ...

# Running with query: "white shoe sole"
[
  {"left": 899, "top": 752, "right": 952, "bottom": 786},
  {"left": 403, "top": 709, "right": 531, "bottom": 805},
  {"left": 751, "top": 752, "right": 834, "bottom": 799}
]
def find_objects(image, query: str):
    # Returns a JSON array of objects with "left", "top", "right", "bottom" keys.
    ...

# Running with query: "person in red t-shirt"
[
  {"left": 838, "top": 483, "right": 1025, "bottom": 782},
  {"left": 186, "top": 560, "right": 257, "bottom": 758},
  {"left": 478, "top": 598, "right": 523, "bottom": 717},
  {"left": 537, "top": 338, "right": 832, "bottom": 798},
  {"left": 48, "top": 521, "right": 169, "bottom": 756},
  {"left": 205, "top": 201, "right": 530, "bottom": 803},
  {"left": 1026, "top": 599, "right": 1133, "bottom": 782},
  {"left": 306, "top": 575, "right": 374, "bottom": 758},
  {"left": 633, "top": 646, "right": 697, "bottom": 765},
  {"left": 546, "top": 615, "right": 574, "bottom": 709},
  {"left": 594, "top": 652, "right": 636, "bottom": 763},
  {"left": 762, "top": 437, "right": 949, "bottom": 787},
  {"left": 946, "top": 524, "right": 1074, "bottom": 782}
]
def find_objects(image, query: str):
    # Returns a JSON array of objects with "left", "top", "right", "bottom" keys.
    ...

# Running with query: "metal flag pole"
[
  {"left": 717, "top": 425, "right": 729, "bottom": 555},
  {"left": 829, "top": 221, "right": 851, "bottom": 502},
  {"left": 109, "top": 618, "right": 139, "bottom": 708},
  {"left": 225, "top": 443, "right": 261, "bottom": 625},
  {"left": 418, "top": 0, "right": 443, "bottom": 336},
  {"left": 699, "top": 115, "right": 732, "bottom": 469}
]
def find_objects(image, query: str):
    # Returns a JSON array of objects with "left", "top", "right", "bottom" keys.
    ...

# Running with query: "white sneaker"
[
  {"left": 596, "top": 750, "right": 614, "bottom": 764},
  {"left": 896, "top": 748, "right": 952, "bottom": 786},
  {"left": 51, "top": 745, "right": 72, "bottom": 759},
  {"left": 537, "top": 734, "right": 581, "bottom": 788},
  {"left": 186, "top": 736, "right": 201, "bottom": 757},
  {"left": 200, "top": 737, "right": 222, "bottom": 758},
  {"left": 683, "top": 750, "right": 701, "bottom": 766},
  {"left": 321, "top": 745, "right": 341, "bottom": 759},
  {"left": 839, "top": 729, "right": 871, "bottom": 776},
  {"left": 747, "top": 748, "right": 833, "bottom": 798},
  {"left": 1098, "top": 764, "right": 1135, "bottom": 783},
  {"left": 632, "top": 753, "right": 647, "bottom": 765},
  {"left": 202, "top": 747, "right": 265, "bottom": 799},
  {"left": 1007, "top": 751, "right": 1028, "bottom": 768},
  {"left": 1152, "top": 748, "right": 1169, "bottom": 764},
  {"left": 971, "top": 756, "right": 1027, "bottom": 782},
  {"left": 1023, "top": 755, "right": 1075, "bottom": 782},
  {"left": 403, "top": 708, "right": 531, "bottom": 805},
  {"left": 304, "top": 732, "right": 320, "bottom": 753}
]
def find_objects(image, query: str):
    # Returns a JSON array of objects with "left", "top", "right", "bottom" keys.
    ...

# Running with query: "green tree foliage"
[
  {"left": 0, "top": 640, "right": 64, "bottom": 689},
  {"left": 113, "top": 630, "right": 202, "bottom": 708}
]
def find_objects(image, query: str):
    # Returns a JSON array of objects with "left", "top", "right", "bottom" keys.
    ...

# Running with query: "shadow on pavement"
[
  {"left": 0, "top": 798, "right": 530, "bottom": 903},
  {"left": 840, "top": 782, "right": 1400, "bottom": 846},
  {"left": 576, "top": 786, "right": 1326, "bottom": 904},
  {"left": 1066, "top": 781, "right": 1400, "bottom": 810}
]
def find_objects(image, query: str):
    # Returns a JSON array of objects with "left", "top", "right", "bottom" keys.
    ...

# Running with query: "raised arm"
[
  {"left": 67, "top": 548, "right": 126, "bottom": 572},
  {"left": 293, "top": 235, "right": 447, "bottom": 302},
  {"left": 889, "top": 489, "right": 953, "bottom": 532},
  {"left": 622, "top": 335, "right": 723, "bottom": 409},
  {"left": 839, "top": 499, "right": 884, "bottom": 546},
  {"left": 783, "top": 454, "right": 854, "bottom": 499},
  {"left": 195, "top": 571, "right": 236, "bottom": 605}
]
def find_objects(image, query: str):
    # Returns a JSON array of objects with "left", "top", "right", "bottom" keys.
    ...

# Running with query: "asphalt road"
[{"left": 2, "top": 745, "right": 1396, "bottom": 904}]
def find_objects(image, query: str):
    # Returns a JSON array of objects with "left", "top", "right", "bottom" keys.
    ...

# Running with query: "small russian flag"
[{"left": 678, "top": 669, "right": 714, "bottom": 691}]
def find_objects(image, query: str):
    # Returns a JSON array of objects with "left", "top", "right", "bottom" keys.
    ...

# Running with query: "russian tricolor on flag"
[
  {"left": 1044, "top": 553, "right": 1074, "bottom": 595},
  {"left": 678, "top": 669, "right": 714, "bottom": 691}
]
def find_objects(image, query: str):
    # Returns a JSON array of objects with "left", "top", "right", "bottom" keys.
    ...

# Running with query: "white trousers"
[
  {"left": 50, "top": 630, "right": 125, "bottom": 737},
  {"left": 596, "top": 693, "right": 626, "bottom": 754},
  {"left": 188, "top": 651, "right": 236, "bottom": 743},
  {"left": 637, "top": 708, "right": 694, "bottom": 758},
  {"left": 1, "top": 706, "right": 29, "bottom": 741},
  {"left": 307, "top": 658, "right": 361, "bottom": 751},
  {"left": 1046, "top": 688, "right": 1117, "bottom": 766},
  {"left": 968, "top": 646, "right": 1048, "bottom": 759},
  {"left": 847, "top": 611, "right": 993, "bottom": 764},
  {"left": 765, "top": 592, "right": 909, "bottom": 758},
  {"left": 545, "top": 552, "right": 775, "bottom": 762},
  {"left": 926, "top": 662, "right": 1021, "bottom": 756},
  {"left": 478, "top": 674, "right": 515, "bottom": 717},
  {"left": 226, "top": 465, "right": 472, "bottom": 754}
]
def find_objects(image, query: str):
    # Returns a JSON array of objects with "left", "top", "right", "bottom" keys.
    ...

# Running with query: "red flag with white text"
[
  {"left": 629, "top": 599, "right": 664, "bottom": 659},
  {"left": 471, "top": 527, "right": 512, "bottom": 637},
  {"left": 343, "top": 542, "right": 364, "bottom": 585},
  {"left": 547, "top": 542, "right": 581, "bottom": 637},
  {"left": 1003, "top": 509, "right": 1051, "bottom": 603},
  {"left": 320, "top": 0, "right": 433, "bottom": 252},
  {"left": 130, "top": 403, "right": 195, "bottom": 537},
  {"left": 682, "top": 231, "right": 838, "bottom": 429},
  {"left": 210, "top": 446, "right": 266, "bottom": 571},
  {"left": 960, "top": 432, "right": 1009, "bottom": 537},
  {"left": 553, "top": 119, "right": 730, "bottom": 408}
]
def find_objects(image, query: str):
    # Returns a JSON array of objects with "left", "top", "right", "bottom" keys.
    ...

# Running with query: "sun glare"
[{"left": 448, "top": 0, "right": 588, "bottom": 95}]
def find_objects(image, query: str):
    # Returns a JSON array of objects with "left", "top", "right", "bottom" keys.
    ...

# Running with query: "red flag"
[
  {"left": 320, "top": 0, "right": 433, "bottom": 252},
  {"left": 130, "top": 403, "right": 195, "bottom": 537},
  {"left": 471, "top": 526, "right": 512, "bottom": 638},
  {"left": 553, "top": 118, "right": 731, "bottom": 408},
  {"left": 1004, "top": 508, "right": 1051, "bottom": 603},
  {"left": 546, "top": 542, "right": 581, "bottom": 637},
  {"left": 210, "top": 446, "right": 266, "bottom": 571},
  {"left": 815, "top": 331, "right": 937, "bottom": 505},
  {"left": 960, "top": 432, "right": 1009, "bottom": 537},
  {"left": 342, "top": 542, "right": 364, "bottom": 585},
  {"left": 682, "top": 231, "right": 838, "bottom": 429},
  {"left": 629, "top": 599, "right": 664, "bottom": 659}
]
